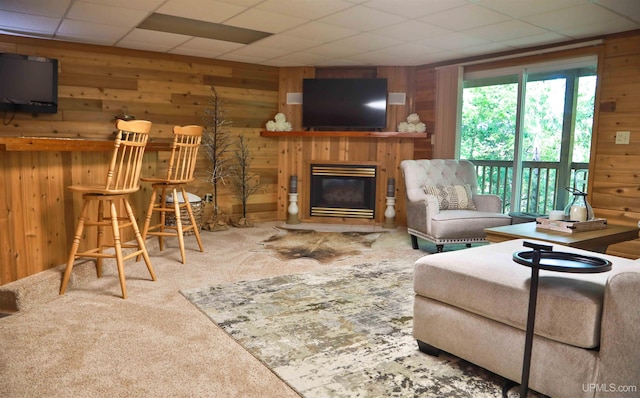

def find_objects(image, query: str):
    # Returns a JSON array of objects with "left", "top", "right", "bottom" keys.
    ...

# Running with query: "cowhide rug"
[{"left": 261, "top": 227, "right": 385, "bottom": 263}]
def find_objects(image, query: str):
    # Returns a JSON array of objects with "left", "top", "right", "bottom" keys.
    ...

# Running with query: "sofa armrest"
[
  {"left": 596, "top": 269, "right": 640, "bottom": 393},
  {"left": 472, "top": 194, "right": 503, "bottom": 213},
  {"left": 405, "top": 194, "right": 440, "bottom": 234}
]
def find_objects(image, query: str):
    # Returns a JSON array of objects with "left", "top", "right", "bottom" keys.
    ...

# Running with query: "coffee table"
[{"left": 484, "top": 222, "right": 639, "bottom": 253}]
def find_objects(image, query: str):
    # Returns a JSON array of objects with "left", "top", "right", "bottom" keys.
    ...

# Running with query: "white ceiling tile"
[
  {"left": 313, "top": 57, "right": 366, "bottom": 67},
  {"left": 118, "top": 28, "right": 192, "bottom": 50},
  {"left": 523, "top": 3, "right": 626, "bottom": 32},
  {"left": 419, "top": 4, "right": 511, "bottom": 31},
  {"left": 2, "top": 0, "right": 640, "bottom": 67},
  {"left": 458, "top": 42, "right": 515, "bottom": 56},
  {"left": 0, "top": 0, "right": 70, "bottom": 17},
  {"left": 318, "top": 6, "right": 406, "bottom": 32},
  {"left": 498, "top": 31, "right": 568, "bottom": 48},
  {"left": 0, "top": 10, "right": 60, "bottom": 34},
  {"left": 369, "top": 42, "right": 443, "bottom": 59},
  {"left": 156, "top": 0, "right": 246, "bottom": 23},
  {"left": 255, "top": 0, "right": 354, "bottom": 19},
  {"left": 176, "top": 37, "right": 245, "bottom": 53},
  {"left": 596, "top": 0, "right": 640, "bottom": 20},
  {"left": 265, "top": 51, "right": 328, "bottom": 66},
  {"left": 217, "top": 52, "right": 272, "bottom": 64},
  {"left": 251, "top": 34, "right": 322, "bottom": 52},
  {"left": 282, "top": 21, "right": 359, "bottom": 43},
  {"left": 80, "top": 0, "right": 164, "bottom": 12},
  {"left": 558, "top": 18, "right": 640, "bottom": 39},
  {"left": 172, "top": 39, "right": 253, "bottom": 59},
  {"left": 424, "top": 32, "right": 490, "bottom": 51},
  {"left": 216, "top": 0, "right": 263, "bottom": 7},
  {"left": 224, "top": 46, "right": 292, "bottom": 62},
  {"left": 56, "top": 19, "right": 131, "bottom": 43},
  {"left": 301, "top": 43, "right": 363, "bottom": 58},
  {"left": 332, "top": 33, "right": 402, "bottom": 51},
  {"left": 372, "top": 20, "right": 452, "bottom": 42},
  {"left": 364, "top": 0, "right": 467, "bottom": 19},
  {"left": 465, "top": 20, "right": 550, "bottom": 42},
  {"left": 477, "top": 0, "right": 585, "bottom": 18},
  {"left": 119, "top": 41, "right": 181, "bottom": 53},
  {"left": 225, "top": 9, "right": 308, "bottom": 34},
  {"left": 67, "top": 1, "right": 148, "bottom": 27}
]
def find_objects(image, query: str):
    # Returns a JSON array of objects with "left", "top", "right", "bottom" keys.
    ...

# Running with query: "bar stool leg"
[
  {"left": 172, "top": 188, "right": 187, "bottom": 264},
  {"left": 109, "top": 199, "right": 127, "bottom": 299},
  {"left": 60, "top": 199, "right": 91, "bottom": 295},
  {"left": 96, "top": 199, "right": 105, "bottom": 277},
  {"left": 181, "top": 187, "right": 204, "bottom": 252},
  {"left": 123, "top": 197, "right": 156, "bottom": 281}
]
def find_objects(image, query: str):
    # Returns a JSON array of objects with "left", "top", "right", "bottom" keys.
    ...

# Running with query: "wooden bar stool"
[
  {"left": 140, "top": 125, "right": 204, "bottom": 264},
  {"left": 60, "top": 120, "right": 156, "bottom": 299}
]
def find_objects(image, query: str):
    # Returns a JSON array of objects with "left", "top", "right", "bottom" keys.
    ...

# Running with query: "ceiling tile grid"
[{"left": 0, "top": 0, "right": 639, "bottom": 66}]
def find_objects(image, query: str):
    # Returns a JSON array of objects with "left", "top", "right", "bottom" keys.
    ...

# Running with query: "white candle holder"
[
  {"left": 383, "top": 196, "right": 396, "bottom": 229},
  {"left": 287, "top": 193, "right": 300, "bottom": 224}
]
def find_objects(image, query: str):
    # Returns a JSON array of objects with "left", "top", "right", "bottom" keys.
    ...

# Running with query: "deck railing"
[{"left": 469, "top": 159, "right": 589, "bottom": 215}]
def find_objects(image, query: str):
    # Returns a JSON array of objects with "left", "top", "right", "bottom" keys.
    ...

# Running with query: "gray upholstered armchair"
[{"left": 400, "top": 159, "right": 511, "bottom": 252}]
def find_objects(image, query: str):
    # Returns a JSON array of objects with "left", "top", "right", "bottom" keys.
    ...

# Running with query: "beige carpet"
[{"left": 0, "top": 222, "right": 425, "bottom": 397}]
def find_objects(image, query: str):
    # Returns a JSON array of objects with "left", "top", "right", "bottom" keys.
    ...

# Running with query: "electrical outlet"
[{"left": 615, "top": 131, "right": 630, "bottom": 144}]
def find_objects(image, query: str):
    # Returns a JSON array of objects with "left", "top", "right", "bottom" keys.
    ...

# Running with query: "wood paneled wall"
[
  {"left": 413, "top": 67, "right": 436, "bottom": 160},
  {"left": 2, "top": 30, "right": 639, "bottom": 284},
  {"left": 0, "top": 35, "right": 279, "bottom": 285},
  {"left": 270, "top": 66, "right": 424, "bottom": 226},
  {"left": 591, "top": 33, "right": 640, "bottom": 227}
]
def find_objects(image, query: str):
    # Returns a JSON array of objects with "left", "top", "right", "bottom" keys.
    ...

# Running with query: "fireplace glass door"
[{"left": 309, "top": 164, "right": 376, "bottom": 218}]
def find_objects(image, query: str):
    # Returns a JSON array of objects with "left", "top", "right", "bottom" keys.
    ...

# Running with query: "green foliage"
[
  {"left": 460, "top": 72, "right": 596, "bottom": 215},
  {"left": 460, "top": 83, "right": 517, "bottom": 160}
]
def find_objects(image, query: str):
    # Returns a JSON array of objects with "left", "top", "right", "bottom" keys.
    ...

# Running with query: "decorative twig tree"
[
  {"left": 201, "top": 86, "right": 233, "bottom": 229},
  {"left": 229, "top": 133, "right": 262, "bottom": 227}
]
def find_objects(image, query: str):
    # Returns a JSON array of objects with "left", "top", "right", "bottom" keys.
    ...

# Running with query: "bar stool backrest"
[
  {"left": 107, "top": 119, "right": 152, "bottom": 192},
  {"left": 165, "top": 125, "right": 203, "bottom": 183}
]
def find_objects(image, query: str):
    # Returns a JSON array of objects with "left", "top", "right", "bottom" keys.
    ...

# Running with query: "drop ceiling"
[{"left": 1, "top": 0, "right": 639, "bottom": 67}]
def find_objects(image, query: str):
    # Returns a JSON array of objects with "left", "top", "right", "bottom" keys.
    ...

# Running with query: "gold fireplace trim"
[
  {"left": 311, "top": 207, "right": 374, "bottom": 218},
  {"left": 311, "top": 165, "right": 376, "bottom": 178}
]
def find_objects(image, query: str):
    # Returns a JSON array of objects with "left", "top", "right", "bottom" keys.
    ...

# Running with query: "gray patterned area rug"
[{"left": 181, "top": 260, "right": 524, "bottom": 398}]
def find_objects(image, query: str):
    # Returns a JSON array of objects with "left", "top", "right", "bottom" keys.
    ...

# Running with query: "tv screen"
[
  {"left": 302, "top": 78, "right": 387, "bottom": 130},
  {"left": 0, "top": 53, "right": 58, "bottom": 114}
]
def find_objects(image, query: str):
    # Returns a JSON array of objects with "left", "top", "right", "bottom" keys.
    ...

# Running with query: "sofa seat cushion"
[
  {"left": 414, "top": 239, "right": 635, "bottom": 349},
  {"left": 430, "top": 210, "right": 511, "bottom": 239}
]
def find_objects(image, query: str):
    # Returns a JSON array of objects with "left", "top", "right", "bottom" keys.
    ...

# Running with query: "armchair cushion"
[{"left": 423, "top": 184, "right": 476, "bottom": 210}]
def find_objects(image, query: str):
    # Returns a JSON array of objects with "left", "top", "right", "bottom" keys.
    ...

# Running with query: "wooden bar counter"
[{"left": 0, "top": 137, "right": 169, "bottom": 286}]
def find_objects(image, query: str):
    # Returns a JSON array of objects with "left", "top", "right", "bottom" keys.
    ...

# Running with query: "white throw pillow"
[{"left": 423, "top": 184, "right": 476, "bottom": 210}]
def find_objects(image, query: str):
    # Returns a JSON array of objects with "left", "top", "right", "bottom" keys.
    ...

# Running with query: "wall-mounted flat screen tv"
[
  {"left": 302, "top": 78, "right": 387, "bottom": 130},
  {"left": 0, "top": 53, "right": 58, "bottom": 114}
]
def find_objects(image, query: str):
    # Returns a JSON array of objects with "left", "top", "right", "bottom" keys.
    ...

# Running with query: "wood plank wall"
[
  {"left": 591, "top": 33, "right": 640, "bottom": 228},
  {"left": 0, "top": 35, "right": 279, "bottom": 285},
  {"left": 2, "top": 30, "right": 639, "bottom": 284},
  {"left": 271, "top": 66, "right": 425, "bottom": 226},
  {"left": 572, "top": 32, "right": 640, "bottom": 258}
]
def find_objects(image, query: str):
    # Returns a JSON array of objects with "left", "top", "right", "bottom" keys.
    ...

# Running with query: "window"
[{"left": 459, "top": 56, "right": 597, "bottom": 215}]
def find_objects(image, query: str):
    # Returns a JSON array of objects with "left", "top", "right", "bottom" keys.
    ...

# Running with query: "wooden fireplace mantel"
[
  {"left": 260, "top": 131, "right": 427, "bottom": 139},
  {"left": 265, "top": 128, "right": 420, "bottom": 226}
]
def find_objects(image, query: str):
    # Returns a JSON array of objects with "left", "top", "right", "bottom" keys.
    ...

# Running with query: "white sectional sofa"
[{"left": 413, "top": 239, "right": 640, "bottom": 398}]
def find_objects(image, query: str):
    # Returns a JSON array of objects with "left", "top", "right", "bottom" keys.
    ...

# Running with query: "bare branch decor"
[
  {"left": 229, "top": 133, "right": 263, "bottom": 227},
  {"left": 201, "top": 86, "right": 234, "bottom": 228}
]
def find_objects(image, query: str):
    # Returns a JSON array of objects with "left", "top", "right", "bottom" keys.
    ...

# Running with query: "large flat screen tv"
[
  {"left": 302, "top": 78, "right": 387, "bottom": 130},
  {"left": 0, "top": 53, "right": 58, "bottom": 114}
]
